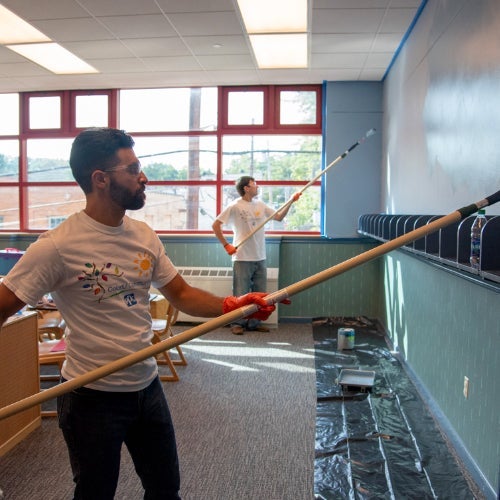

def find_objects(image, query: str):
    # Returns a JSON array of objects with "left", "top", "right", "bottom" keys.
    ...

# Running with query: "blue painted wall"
[
  {"left": 323, "top": 82, "right": 382, "bottom": 238},
  {"left": 382, "top": 0, "right": 500, "bottom": 495}
]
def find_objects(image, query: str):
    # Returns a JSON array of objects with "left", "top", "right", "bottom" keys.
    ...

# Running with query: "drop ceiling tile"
[
  {"left": 156, "top": 0, "right": 235, "bottom": 13},
  {"left": 0, "top": 62, "right": 52, "bottom": 77},
  {"left": 0, "top": 0, "right": 88, "bottom": 20},
  {"left": 87, "top": 58, "right": 149, "bottom": 73},
  {"left": 312, "top": 53, "right": 368, "bottom": 68},
  {"left": 121, "top": 38, "right": 190, "bottom": 58},
  {"left": 312, "top": 34, "right": 375, "bottom": 53},
  {"left": 380, "top": 8, "right": 419, "bottom": 33},
  {"left": 359, "top": 67, "right": 385, "bottom": 80},
  {"left": 0, "top": 46, "right": 26, "bottom": 64},
  {"left": 313, "top": 0, "right": 389, "bottom": 7},
  {"left": 205, "top": 70, "right": 262, "bottom": 85},
  {"left": 140, "top": 56, "right": 203, "bottom": 72},
  {"left": 64, "top": 40, "right": 137, "bottom": 59},
  {"left": 196, "top": 54, "right": 254, "bottom": 70},
  {"left": 33, "top": 18, "right": 115, "bottom": 42},
  {"left": 364, "top": 52, "right": 394, "bottom": 67},
  {"left": 166, "top": 12, "right": 243, "bottom": 37},
  {"left": 78, "top": 0, "right": 161, "bottom": 16},
  {"left": 372, "top": 33, "right": 405, "bottom": 52},
  {"left": 312, "top": 8, "right": 386, "bottom": 34},
  {"left": 98, "top": 15, "right": 177, "bottom": 39},
  {"left": 183, "top": 35, "right": 249, "bottom": 56}
]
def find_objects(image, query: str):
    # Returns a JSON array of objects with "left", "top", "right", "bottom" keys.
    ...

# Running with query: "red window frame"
[
  {"left": 216, "top": 85, "right": 322, "bottom": 235},
  {"left": 2, "top": 86, "right": 321, "bottom": 234}
]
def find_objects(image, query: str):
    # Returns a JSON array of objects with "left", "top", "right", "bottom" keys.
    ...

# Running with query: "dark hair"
[
  {"left": 235, "top": 176, "right": 254, "bottom": 197},
  {"left": 69, "top": 127, "right": 135, "bottom": 194}
]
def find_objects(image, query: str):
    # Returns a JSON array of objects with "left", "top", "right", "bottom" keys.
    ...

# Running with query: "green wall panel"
[
  {"left": 160, "top": 237, "right": 281, "bottom": 269},
  {"left": 382, "top": 251, "right": 500, "bottom": 488},
  {"left": 279, "top": 239, "right": 381, "bottom": 319},
  {"left": 1, "top": 235, "right": 381, "bottom": 320}
]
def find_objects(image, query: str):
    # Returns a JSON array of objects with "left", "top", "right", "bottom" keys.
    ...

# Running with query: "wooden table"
[{"left": 0, "top": 311, "right": 41, "bottom": 456}]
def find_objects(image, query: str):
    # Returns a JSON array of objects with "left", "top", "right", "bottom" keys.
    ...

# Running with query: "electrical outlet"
[{"left": 463, "top": 376, "right": 469, "bottom": 399}]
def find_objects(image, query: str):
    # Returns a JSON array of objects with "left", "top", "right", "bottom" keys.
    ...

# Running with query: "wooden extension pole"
[
  {"left": 235, "top": 128, "right": 376, "bottom": 250},
  {"left": 0, "top": 190, "right": 498, "bottom": 421}
]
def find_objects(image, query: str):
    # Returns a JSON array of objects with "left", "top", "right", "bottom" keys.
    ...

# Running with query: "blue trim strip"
[
  {"left": 382, "top": 0, "right": 428, "bottom": 82},
  {"left": 155, "top": 235, "right": 376, "bottom": 245},
  {"left": 320, "top": 80, "right": 328, "bottom": 236},
  {"left": 281, "top": 236, "right": 377, "bottom": 245}
]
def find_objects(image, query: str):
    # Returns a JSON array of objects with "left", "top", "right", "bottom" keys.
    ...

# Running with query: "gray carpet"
[{"left": 0, "top": 323, "right": 317, "bottom": 500}]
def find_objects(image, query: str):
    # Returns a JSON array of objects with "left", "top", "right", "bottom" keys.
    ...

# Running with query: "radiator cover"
[{"left": 175, "top": 266, "right": 278, "bottom": 325}]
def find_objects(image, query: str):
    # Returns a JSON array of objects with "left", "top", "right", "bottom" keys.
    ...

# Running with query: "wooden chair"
[
  {"left": 38, "top": 337, "right": 66, "bottom": 417},
  {"left": 37, "top": 310, "right": 66, "bottom": 342},
  {"left": 150, "top": 296, "right": 187, "bottom": 382}
]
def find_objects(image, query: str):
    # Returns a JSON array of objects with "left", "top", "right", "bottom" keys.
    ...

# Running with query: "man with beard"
[{"left": 0, "top": 127, "right": 277, "bottom": 499}]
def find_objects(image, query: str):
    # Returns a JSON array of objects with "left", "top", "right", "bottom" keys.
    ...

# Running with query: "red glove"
[
  {"left": 224, "top": 243, "right": 237, "bottom": 255},
  {"left": 292, "top": 192, "right": 302, "bottom": 202},
  {"left": 223, "top": 292, "right": 275, "bottom": 321}
]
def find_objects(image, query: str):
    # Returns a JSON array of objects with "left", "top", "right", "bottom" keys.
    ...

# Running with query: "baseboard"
[{"left": 279, "top": 316, "right": 313, "bottom": 324}]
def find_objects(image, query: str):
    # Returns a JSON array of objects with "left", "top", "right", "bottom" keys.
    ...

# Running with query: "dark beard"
[{"left": 109, "top": 178, "right": 145, "bottom": 210}]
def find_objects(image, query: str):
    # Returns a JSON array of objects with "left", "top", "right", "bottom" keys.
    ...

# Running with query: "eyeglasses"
[{"left": 105, "top": 163, "right": 143, "bottom": 176}]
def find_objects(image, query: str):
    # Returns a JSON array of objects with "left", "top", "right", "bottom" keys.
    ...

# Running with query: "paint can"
[{"left": 337, "top": 328, "right": 355, "bottom": 350}]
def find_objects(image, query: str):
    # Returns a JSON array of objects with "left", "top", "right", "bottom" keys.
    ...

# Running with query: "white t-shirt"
[
  {"left": 216, "top": 198, "right": 275, "bottom": 262},
  {"left": 3, "top": 211, "right": 177, "bottom": 391}
]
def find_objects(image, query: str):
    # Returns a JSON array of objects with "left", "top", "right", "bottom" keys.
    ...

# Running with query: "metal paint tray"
[{"left": 338, "top": 369, "right": 375, "bottom": 392}]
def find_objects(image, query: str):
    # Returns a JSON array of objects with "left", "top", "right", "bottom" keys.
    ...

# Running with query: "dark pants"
[{"left": 57, "top": 376, "right": 181, "bottom": 500}]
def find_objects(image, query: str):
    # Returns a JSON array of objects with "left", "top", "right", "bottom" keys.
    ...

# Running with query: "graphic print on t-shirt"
[
  {"left": 239, "top": 208, "right": 261, "bottom": 227},
  {"left": 78, "top": 252, "right": 154, "bottom": 303},
  {"left": 133, "top": 252, "right": 153, "bottom": 276}
]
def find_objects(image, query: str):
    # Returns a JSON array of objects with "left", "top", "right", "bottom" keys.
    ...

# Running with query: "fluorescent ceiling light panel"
[
  {"left": 7, "top": 43, "right": 99, "bottom": 74},
  {"left": 249, "top": 34, "right": 308, "bottom": 69},
  {"left": 237, "top": 0, "right": 307, "bottom": 33},
  {"left": 0, "top": 4, "right": 50, "bottom": 43}
]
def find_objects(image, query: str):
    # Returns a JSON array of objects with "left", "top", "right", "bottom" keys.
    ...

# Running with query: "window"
[
  {"left": 218, "top": 85, "right": 322, "bottom": 233},
  {"left": 221, "top": 134, "right": 321, "bottom": 231},
  {"left": 0, "top": 94, "right": 19, "bottom": 135},
  {"left": 120, "top": 88, "right": 217, "bottom": 132},
  {"left": 0, "top": 140, "right": 19, "bottom": 182},
  {"left": 1, "top": 85, "right": 321, "bottom": 234},
  {"left": 48, "top": 216, "right": 67, "bottom": 228},
  {"left": 227, "top": 90, "right": 264, "bottom": 126},
  {"left": 75, "top": 95, "right": 109, "bottom": 128},
  {"left": 279, "top": 90, "right": 318, "bottom": 125},
  {"left": 27, "top": 138, "right": 73, "bottom": 182},
  {"left": 28, "top": 95, "right": 61, "bottom": 130},
  {"left": 28, "top": 186, "right": 85, "bottom": 230},
  {"left": 133, "top": 136, "right": 217, "bottom": 181},
  {"left": 0, "top": 186, "right": 19, "bottom": 230}
]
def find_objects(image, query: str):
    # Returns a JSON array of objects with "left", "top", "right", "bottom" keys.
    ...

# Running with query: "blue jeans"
[
  {"left": 232, "top": 260, "right": 267, "bottom": 330},
  {"left": 57, "top": 376, "right": 181, "bottom": 500}
]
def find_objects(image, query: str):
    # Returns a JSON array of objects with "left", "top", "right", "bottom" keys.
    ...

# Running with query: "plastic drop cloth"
[{"left": 312, "top": 317, "right": 479, "bottom": 500}]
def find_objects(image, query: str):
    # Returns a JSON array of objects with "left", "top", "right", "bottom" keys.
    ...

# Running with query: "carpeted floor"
[
  {"left": 0, "top": 319, "right": 486, "bottom": 499},
  {"left": 0, "top": 323, "right": 317, "bottom": 500}
]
